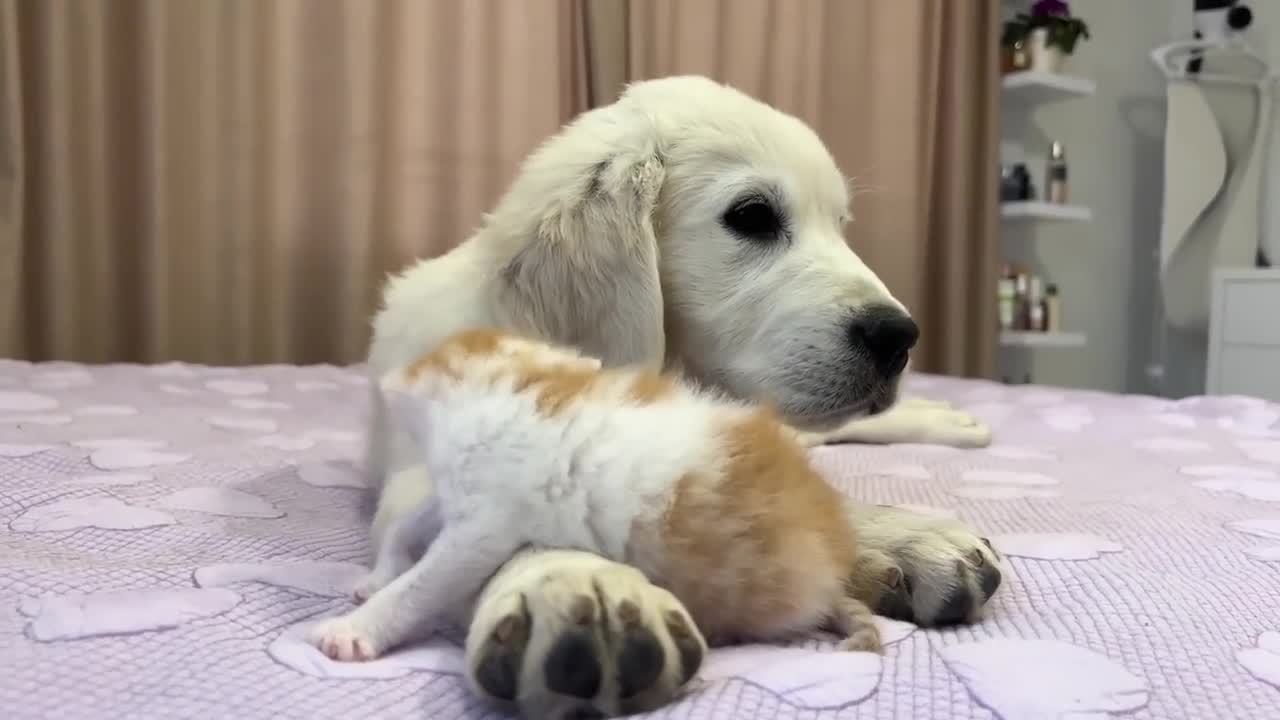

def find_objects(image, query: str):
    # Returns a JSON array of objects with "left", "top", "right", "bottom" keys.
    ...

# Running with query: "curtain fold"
[
  {"left": 0, "top": 0, "right": 24, "bottom": 358},
  {"left": 600, "top": 0, "right": 1001, "bottom": 378},
  {"left": 1, "top": 0, "right": 584, "bottom": 365}
]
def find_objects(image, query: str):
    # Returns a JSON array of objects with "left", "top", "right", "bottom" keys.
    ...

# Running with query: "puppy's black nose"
[{"left": 849, "top": 305, "right": 919, "bottom": 377}]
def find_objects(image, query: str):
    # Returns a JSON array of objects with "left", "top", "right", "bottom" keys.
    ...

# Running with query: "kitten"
[{"left": 308, "top": 327, "right": 881, "bottom": 669}]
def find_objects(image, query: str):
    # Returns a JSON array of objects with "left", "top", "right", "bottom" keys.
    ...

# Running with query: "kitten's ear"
[{"left": 495, "top": 105, "right": 666, "bottom": 371}]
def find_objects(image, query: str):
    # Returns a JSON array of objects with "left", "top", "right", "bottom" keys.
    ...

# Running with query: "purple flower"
[{"left": 1031, "top": 0, "right": 1070, "bottom": 17}]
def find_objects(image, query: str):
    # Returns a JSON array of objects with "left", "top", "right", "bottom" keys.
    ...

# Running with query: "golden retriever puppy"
[{"left": 361, "top": 76, "right": 1001, "bottom": 716}]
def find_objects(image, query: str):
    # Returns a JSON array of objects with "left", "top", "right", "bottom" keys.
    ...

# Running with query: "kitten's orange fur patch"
[
  {"left": 404, "top": 328, "right": 676, "bottom": 418},
  {"left": 626, "top": 372, "right": 677, "bottom": 404},
  {"left": 405, "top": 328, "right": 505, "bottom": 380},
  {"left": 659, "top": 408, "right": 856, "bottom": 643},
  {"left": 521, "top": 366, "right": 598, "bottom": 416}
]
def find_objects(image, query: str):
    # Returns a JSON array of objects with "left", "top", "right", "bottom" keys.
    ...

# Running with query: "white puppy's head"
[
  {"left": 496, "top": 76, "right": 917, "bottom": 432},
  {"left": 635, "top": 78, "right": 916, "bottom": 428}
]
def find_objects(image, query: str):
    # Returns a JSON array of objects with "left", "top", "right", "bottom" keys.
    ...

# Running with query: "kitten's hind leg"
[
  {"left": 831, "top": 594, "right": 882, "bottom": 653},
  {"left": 311, "top": 521, "right": 521, "bottom": 661},
  {"left": 355, "top": 495, "right": 445, "bottom": 603}
]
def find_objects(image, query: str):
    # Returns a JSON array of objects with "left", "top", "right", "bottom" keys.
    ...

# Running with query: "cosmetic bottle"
[
  {"left": 1000, "top": 165, "right": 1021, "bottom": 202},
  {"left": 997, "top": 264, "right": 1016, "bottom": 329},
  {"left": 1027, "top": 275, "right": 1046, "bottom": 331},
  {"left": 1013, "top": 269, "right": 1030, "bottom": 330},
  {"left": 1011, "top": 163, "right": 1034, "bottom": 201},
  {"left": 1044, "top": 284, "right": 1061, "bottom": 332},
  {"left": 1046, "top": 141, "right": 1068, "bottom": 204}
]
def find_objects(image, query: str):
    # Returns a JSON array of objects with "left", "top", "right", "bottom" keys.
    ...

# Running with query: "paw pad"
[
  {"left": 473, "top": 609, "right": 531, "bottom": 702},
  {"left": 543, "top": 631, "right": 603, "bottom": 699},
  {"left": 493, "top": 613, "right": 526, "bottom": 644},
  {"left": 663, "top": 610, "right": 704, "bottom": 684},
  {"left": 569, "top": 594, "right": 596, "bottom": 625},
  {"left": 617, "top": 599, "right": 641, "bottom": 624},
  {"left": 617, "top": 625, "right": 665, "bottom": 698}
]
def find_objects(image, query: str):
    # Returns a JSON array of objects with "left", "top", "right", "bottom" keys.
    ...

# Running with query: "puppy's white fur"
[
  {"left": 313, "top": 330, "right": 880, "bottom": 707},
  {"left": 359, "top": 75, "right": 999, "bottom": 716}
]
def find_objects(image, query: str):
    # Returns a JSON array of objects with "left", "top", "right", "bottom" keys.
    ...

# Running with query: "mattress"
[{"left": 2, "top": 360, "right": 1280, "bottom": 720}]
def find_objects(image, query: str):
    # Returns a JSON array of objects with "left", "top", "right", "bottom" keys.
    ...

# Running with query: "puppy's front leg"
[{"left": 310, "top": 523, "right": 521, "bottom": 662}]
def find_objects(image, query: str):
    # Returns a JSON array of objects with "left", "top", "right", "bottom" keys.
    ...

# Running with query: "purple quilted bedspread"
[{"left": 2, "top": 360, "right": 1280, "bottom": 719}]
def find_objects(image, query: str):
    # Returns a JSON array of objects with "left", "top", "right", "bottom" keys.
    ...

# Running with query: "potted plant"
[
  {"left": 1000, "top": 19, "right": 1030, "bottom": 74},
  {"left": 1004, "top": 0, "right": 1091, "bottom": 73}
]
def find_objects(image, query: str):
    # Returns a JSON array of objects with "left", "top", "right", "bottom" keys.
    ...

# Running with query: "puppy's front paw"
[
  {"left": 309, "top": 616, "right": 380, "bottom": 662},
  {"left": 850, "top": 507, "right": 1003, "bottom": 627},
  {"left": 838, "top": 626, "right": 882, "bottom": 653},
  {"left": 912, "top": 401, "right": 992, "bottom": 449},
  {"left": 465, "top": 552, "right": 707, "bottom": 718},
  {"left": 821, "top": 396, "right": 992, "bottom": 449},
  {"left": 832, "top": 595, "right": 883, "bottom": 653}
]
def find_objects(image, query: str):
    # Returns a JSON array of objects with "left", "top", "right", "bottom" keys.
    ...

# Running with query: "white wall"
[{"left": 1000, "top": 0, "right": 1278, "bottom": 395}]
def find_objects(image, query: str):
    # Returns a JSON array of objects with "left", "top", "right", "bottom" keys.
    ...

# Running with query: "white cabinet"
[{"left": 1206, "top": 269, "right": 1280, "bottom": 401}]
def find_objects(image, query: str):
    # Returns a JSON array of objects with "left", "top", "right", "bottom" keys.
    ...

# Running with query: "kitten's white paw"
[{"left": 309, "top": 616, "right": 380, "bottom": 662}]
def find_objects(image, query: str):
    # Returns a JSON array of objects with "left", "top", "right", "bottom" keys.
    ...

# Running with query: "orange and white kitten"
[{"left": 308, "top": 328, "right": 881, "bottom": 666}]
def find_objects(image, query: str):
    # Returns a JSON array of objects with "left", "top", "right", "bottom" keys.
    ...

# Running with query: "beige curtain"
[
  {"left": 0, "top": 0, "right": 586, "bottom": 365},
  {"left": 597, "top": 0, "right": 1002, "bottom": 377},
  {"left": 2, "top": 0, "right": 998, "bottom": 376}
]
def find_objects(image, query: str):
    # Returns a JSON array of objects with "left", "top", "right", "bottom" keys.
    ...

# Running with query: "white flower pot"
[{"left": 1028, "top": 27, "right": 1065, "bottom": 73}]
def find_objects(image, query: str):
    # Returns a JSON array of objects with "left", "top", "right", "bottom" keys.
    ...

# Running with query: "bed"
[{"left": 2, "top": 360, "right": 1279, "bottom": 720}]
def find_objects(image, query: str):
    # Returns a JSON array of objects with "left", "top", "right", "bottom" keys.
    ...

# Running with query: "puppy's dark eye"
[{"left": 723, "top": 200, "right": 782, "bottom": 242}]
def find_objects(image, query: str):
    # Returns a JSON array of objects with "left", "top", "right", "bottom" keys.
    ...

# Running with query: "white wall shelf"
[
  {"left": 1001, "top": 201, "right": 1093, "bottom": 222},
  {"left": 1000, "top": 331, "right": 1088, "bottom": 349},
  {"left": 998, "top": 69, "right": 1095, "bottom": 376},
  {"left": 1001, "top": 71, "right": 1097, "bottom": 105}
]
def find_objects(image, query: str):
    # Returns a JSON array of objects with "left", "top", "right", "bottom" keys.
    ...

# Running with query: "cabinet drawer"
[
  {"left": 1216, "top": 344, "right": 1280, "bottom": 402},
  {"left": 1223, "top": 281, "right": 1280, "bottom": 346}
]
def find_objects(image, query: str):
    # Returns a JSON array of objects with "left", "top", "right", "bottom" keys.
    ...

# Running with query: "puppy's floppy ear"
[{"left": 496, "top": 110, "right": 666, "bottom": 371}]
